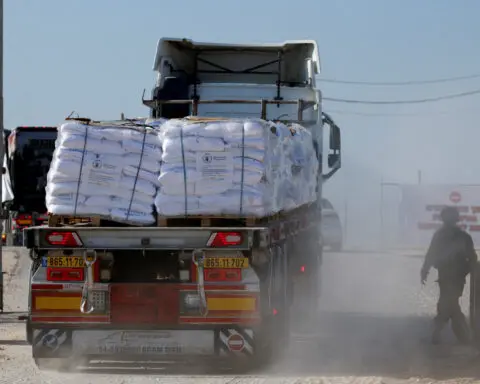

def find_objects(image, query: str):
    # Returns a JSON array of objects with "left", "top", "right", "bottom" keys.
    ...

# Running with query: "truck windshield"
[{"left": 9, "top": 128, "right": 57, "bottom": 213}]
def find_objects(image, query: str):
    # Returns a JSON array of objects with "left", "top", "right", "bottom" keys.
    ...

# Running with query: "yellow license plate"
[
  {"left": 45, "top": 256, "right": 85, "bottom": 268},
  {"left": 204, "top": 257, "right": 249, "bottom": 269}
]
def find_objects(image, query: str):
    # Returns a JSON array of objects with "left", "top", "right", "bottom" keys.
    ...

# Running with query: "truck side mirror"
[
  {"left": 328, "top": 153, "right": 340, "bottom": 168},
  {"left": 322, "top": 112, "right": 342, "bottom": 182},
  {"left": 329, "top": 124, "right": 341, "bottom": 151}
]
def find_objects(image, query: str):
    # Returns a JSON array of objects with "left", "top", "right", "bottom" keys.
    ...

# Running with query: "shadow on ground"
[{"left": 0, "top": 339, "right": 27, "bottom": 346}]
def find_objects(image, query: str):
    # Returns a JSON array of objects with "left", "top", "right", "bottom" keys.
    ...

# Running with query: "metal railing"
[{"left": 142, "top": 98, "right": 317, "bottom": 123}]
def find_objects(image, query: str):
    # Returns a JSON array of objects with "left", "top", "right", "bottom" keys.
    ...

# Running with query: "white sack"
[
  {"left": 155, "top": 118, "right": 319, "bottom": 217},
  {"left": 46, "top": 120, "right": 163, "bottom": 225}
]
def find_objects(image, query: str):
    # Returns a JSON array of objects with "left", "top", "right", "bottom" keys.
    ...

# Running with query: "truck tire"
[
  {"left": 27, "top": 259, "right": 40, "bottom": 345},
  {"left": 26, "top": 319, "right": 33, "bottom": 345},
  {"left": 264, "top": 243, "right": 291, "bottom": 357},
  {"left": 243, "top": 244, "right": 290, "bottom": 372}
]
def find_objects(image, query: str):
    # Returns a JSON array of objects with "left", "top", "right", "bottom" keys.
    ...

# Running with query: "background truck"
[
  {"left": 2, "top": 126, "right": 56, "bottom": 245},
  {"left": 22, "top": 38, "right": 341, "bottom": 370},
  {"left": 321, "top": 198, "right": 343, "bottom": 251}
]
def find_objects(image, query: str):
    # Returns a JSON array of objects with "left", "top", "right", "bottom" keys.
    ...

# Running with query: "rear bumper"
[{"left": 32, "top": 327, "right": 256, "bottom": 359}]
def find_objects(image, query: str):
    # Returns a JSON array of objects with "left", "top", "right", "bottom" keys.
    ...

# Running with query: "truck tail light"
[
  {"left": 14, "top": 214, "right": 32, "bottom": 226},
  {"left": 46, "top": 231, "right": 82, "bottom": 247},
  {"left": 207, "top": 232, "right": 243, "bottom": 247},
  {"left": 47, "top": 268, "right": 84, "bottom": 281}
]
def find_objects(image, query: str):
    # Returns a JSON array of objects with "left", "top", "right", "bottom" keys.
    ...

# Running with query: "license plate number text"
[
  {"left": 43, "top": 257, "right": 85, "bottom": 268},
  {"left": 203, "top": 257, "right": 249, "bottom": 269}
]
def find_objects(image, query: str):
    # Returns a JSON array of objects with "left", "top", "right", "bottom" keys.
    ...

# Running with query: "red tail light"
[
  {"left": 14, "top": 214, "right": 33, "bottom": 226},
  {"left": 300, "top": 265, "right": 306, "bottom": 273},
  {"left": 46, "top": 231, "right": 83, "bottom": 247},
  {"left": 47, "top": 268, "right": 84, "bottom": 281},
  {"left": 207, "top": 232, "right": 243, "bottom": 247}
]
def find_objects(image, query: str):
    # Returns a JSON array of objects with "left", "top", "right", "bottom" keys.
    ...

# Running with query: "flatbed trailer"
[
  {"left": 22, "top": 37, "right": 341, "bottom": 371},
  {"left": 24, "top": 204, "right": 322, "bottom": 369}
]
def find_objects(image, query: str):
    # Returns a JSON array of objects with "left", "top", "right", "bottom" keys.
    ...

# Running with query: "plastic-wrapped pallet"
[
  {"left": 46, "top": 119, "right": 164, "bottom": 225},
  {"left": 154, "top": 118, "right": 319, "bottom": 217}
]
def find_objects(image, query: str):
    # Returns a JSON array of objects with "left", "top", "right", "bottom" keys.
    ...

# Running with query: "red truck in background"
[{"left": 2, "top": 126, "right": 57, "bottom": 246}]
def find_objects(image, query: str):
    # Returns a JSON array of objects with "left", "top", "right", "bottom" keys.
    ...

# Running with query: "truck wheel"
[
  {"left": 27, "top": 259, "right": 41, "bottom": 345},
  {"left": 233, "top": 325, "right": 277, "bottom": 373},
  {"left": 26, "top": 320, "right": 33, "bottom": 345}
]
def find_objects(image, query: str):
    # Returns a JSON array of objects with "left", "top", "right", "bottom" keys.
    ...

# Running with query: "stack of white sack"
[
  {"left": 273, "top": 124, "right": 319, "bottom": 211},
  {"left": 154, "top": 118, "right": 319, "bottom": 217},
  {"left": 46, "top": 120, "right": 164, "bottom": 225}
]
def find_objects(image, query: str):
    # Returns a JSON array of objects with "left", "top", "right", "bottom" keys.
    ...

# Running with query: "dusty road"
[{"left": 1, "top": 247, "right": 480, "bottom": 383}]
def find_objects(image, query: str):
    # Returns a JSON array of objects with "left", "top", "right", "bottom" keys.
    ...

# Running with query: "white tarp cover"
[{"left": 399, "top": 184, "right": 480, "bottom": 248}]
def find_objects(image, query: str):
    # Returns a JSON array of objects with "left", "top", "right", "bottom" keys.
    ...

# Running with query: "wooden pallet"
[
  {"left": 47, "top": 206, "right": 309, "bottom": 228},
  {"left": 48, "top": 215, "right": 101, "bottom": 227},
  {"left": 156, "top": 212, "right": 285, "bottom": 228}
]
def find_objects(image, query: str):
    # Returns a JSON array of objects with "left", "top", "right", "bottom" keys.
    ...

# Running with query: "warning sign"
[
  {"left": 450, "top": 191, "right": 462, "bottom": 204},
  {"left": 399, "top": 185, "right": 480, "bottom": 248},
  {"left": 227, "top": 334, "right": 245, "bottom": 352}
]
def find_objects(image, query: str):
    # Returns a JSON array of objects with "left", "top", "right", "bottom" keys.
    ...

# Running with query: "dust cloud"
[
  {"left": 277, "top": 97, "right": 480, "bottom": 380},
  {"left": 323, "top": 93, "right": 480, "bottom": 252}
]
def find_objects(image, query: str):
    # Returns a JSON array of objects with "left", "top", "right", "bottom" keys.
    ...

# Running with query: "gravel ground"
[{"left": 1, "top": 247, "right": 480, "bottom": 383}]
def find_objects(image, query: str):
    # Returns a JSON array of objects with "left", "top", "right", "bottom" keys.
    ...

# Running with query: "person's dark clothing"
[
  {"left": 421, "top": 224, "right": 477, "bottom": 344},
  {"left": 434, "top": 279, "right": 469, "bottom": 343}
]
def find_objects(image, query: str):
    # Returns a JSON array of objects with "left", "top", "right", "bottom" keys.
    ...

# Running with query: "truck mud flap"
[{"left": 216, "top": 328, "right": 254, "bottom": 357}]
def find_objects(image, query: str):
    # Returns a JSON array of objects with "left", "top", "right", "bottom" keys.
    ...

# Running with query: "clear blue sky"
[{"left": 5, "top": 0, "right": 480, "bottom": 243}]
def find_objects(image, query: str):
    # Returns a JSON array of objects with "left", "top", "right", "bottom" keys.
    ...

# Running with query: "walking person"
[{"left": 420, "top": 206, "right": 477, "bottom": 344}]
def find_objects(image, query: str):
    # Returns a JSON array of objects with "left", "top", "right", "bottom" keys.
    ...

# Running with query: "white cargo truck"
[{"left": 23, "top": 38, "right": 341, "bottom": 370}]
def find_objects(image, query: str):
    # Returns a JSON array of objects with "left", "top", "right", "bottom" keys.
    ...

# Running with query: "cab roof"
[{"left": 153, "top": 38, "right": 321, "bottom": 85}]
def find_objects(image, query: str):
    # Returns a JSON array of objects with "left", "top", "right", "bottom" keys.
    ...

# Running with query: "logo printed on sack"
[
  {"left": 92, "top": 159, "right": 102, "bottom": 169},
  {"left": 202, "top": 153, "right": 213, "bottom": 163}
]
